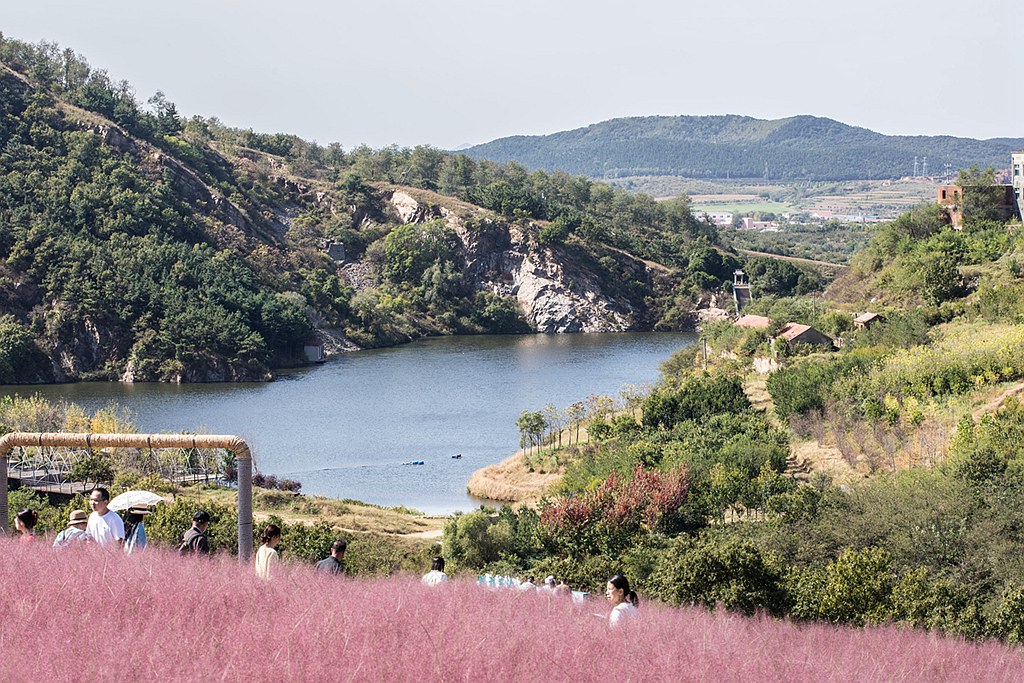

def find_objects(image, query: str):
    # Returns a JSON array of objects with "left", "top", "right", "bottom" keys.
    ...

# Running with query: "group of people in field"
[
  {"left": 441, "top": 557, "right": 639, "bottom": 625},
  {"left": 16, "top": 487, "right": 639, "bottom": 623},
  {"left": 16, "top": 487, "right": 150, "bottom": 553}
]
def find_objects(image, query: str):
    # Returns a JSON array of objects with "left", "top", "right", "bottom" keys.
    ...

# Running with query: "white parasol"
[{"left": 109, "top": 490, "right": 166, "bottom": 511}]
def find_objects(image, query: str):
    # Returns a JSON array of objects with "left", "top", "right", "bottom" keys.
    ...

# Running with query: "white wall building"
[{"left": 1013, "top": 151, "right": 1024, "bottom": 222}]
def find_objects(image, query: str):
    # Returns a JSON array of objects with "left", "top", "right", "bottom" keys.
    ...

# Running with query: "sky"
[{"left": 4, "top": 0, "right": 1021, "bottom": 150}]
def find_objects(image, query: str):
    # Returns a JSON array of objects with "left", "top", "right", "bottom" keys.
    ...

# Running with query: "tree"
[
  {"left": 148, "top": 90, "right": 183, "bottom": 137},
  {"left": 956, "top": 165, "right": 1005, "bottom": 225},
  {"left": 516, "top": 410, "right": 547, "bottom": 455},
  {"left": 647, "top": 533, "right": 788, "bottom": 615},
  {"left": 567, "top": 402, "right": 586, "bottom": 445}
]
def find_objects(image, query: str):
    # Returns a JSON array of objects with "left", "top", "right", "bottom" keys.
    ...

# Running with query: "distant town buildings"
[
  {"left": 938, "top": 152, "right": 1023, "bottom": 228},
  {"left": 739, "top": 217, "right": 779, "bottom": 231},
  {"left": 695, "top": 211, "right": 734, "bottom": 227}
]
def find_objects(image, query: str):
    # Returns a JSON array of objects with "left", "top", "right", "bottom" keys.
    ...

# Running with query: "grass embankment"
[
  {"left": 467, "top": 422, "right": 602, "bottom": 503},
  {"left": 466, "top": 448, "right": 564, "bottom": 504},
  {"left": 4, "top": 540, "right": 1022, "bottom": 681},
  {"left": 178, "top": 485, "right": 446, "bottom": 537}
]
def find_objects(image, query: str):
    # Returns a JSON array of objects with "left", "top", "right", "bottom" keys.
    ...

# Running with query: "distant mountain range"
[{"left": 460, "top": 115, "right": 1024, "bottom": 182}]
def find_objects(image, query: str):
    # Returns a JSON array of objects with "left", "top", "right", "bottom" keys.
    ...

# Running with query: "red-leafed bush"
[{"left": 539, "top": 464, "right": 687, "bottom": 556}]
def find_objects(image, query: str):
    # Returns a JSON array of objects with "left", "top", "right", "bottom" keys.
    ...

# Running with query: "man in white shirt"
[{"left": 86, "top": 487, "right": 125, "bottom": 547}]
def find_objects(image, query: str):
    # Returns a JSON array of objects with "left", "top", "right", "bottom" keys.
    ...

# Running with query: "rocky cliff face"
[{"left": 388, "top": 191, "right": 639, "bottom": 333}]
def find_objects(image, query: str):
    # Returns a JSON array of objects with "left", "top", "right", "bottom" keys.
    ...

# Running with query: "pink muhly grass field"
[{"left": 1, "top": 539, "right": 1022, "bottom": 682}]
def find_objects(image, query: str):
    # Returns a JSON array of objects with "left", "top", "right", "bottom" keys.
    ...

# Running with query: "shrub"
[
  {"left": 642, "top": 374, "right": 749, "bottom": 430},
  {"left": 646, "top": 533, "right": 788, "bottom": 615},
  {"left": 539, "top": 464, "right": 687, "bottom": 557},
  {"left": 443, "top": 506, "right": 541, "bottom": 572},
  {"left": 145, "top": 497, "right": 240, "bottom": 553},
  {"left": 789, "top": 547, "right": 894, "bottom": 626}
]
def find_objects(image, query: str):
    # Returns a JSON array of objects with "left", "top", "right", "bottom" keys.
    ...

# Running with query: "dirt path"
[
  {"left": 736, "top": 248, "right": 850, "bottom": 272},
  {"left": 972, "top": 381, "right": 1024, "bottom": 418},
  {"left": 743, "top": 374, "right": 858, "bottom": 482}
]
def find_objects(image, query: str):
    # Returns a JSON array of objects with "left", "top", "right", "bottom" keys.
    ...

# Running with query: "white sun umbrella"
[{"left": 109, "top": 490, "right": 166, "bottom": 511}]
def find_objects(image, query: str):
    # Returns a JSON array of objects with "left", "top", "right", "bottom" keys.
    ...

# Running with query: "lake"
[{"left": 3, "top": 332, "right": 695, "bottom": 513}]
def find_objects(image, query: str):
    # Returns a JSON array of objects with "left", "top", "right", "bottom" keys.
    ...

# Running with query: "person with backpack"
[{"left": 179, "top": 510, "right": 210, "bottom": 555}]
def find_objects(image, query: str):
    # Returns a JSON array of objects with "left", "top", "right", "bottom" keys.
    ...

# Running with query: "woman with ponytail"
[
  {"left": 15, "top": 509, "right": 38, "bottom": 543},
  {"left": 605, "top": 574, "right": 639, "bottom": 626},
  {"left": 255, "top": 524, "right": 282, "bottom": 580}
]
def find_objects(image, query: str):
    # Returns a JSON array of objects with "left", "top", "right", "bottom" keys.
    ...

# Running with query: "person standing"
[
  {"left": 315, "top": 539, "right": 347, "bottom": 575},
  {"left": 606, "top": 575, "right": 639, "bottom": 627},
  {"left": 421, "top": 556, "right": 448, "bottom": 586},
  {"left": 179, "top": 511, "right": 211, "bottom": 555},
  {"left": 15, "top": 509, "right": 38, "bottom": 543},
  {"left": 86, "top": 488, "right": 124, "bottom": 548},
  {"left": 255, "top": 524, "right": 282, "bottom": 580},
  {"left": 123, "top": 505, "right": 150, "bottom": 554},
  {"left": 53, "top": 509, "right": 90, "bottom": 548}
]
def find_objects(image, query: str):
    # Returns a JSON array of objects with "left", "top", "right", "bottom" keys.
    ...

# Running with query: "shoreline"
[{"left": 466, "top": 448, "right": 564, "bottom": 504}]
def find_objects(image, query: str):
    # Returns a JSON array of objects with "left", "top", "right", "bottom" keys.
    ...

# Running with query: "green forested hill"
[
  {"left": 2, "top": 37, "right": 829, "bottom": 384},
  {"left": 461, "top": 115, "right": 1023, "bottom": 181}
]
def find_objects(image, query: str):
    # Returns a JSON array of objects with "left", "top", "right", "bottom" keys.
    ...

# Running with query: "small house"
[
  {"left": 853, "top": 312, "right": 881, "bottom": 330},
  {"left": 734, "top": 314, "right": 772, "bottom": 329},
  {"left": 303, "top": 344, "right": 325, "bottom": 363},
  {"left": 775, "top": 322, "right": 833, "bottom": 348}
]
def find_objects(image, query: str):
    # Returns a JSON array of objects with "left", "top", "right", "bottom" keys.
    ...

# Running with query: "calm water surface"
[{"left": 4, "top": 333, "right": 695, "bottom": 513}]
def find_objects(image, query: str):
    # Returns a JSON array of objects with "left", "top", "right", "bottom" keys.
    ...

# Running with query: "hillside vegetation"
[
  {"left": 462, "top": 114, "right": 1022, "bottom": 181},
  {"left": 1, "top": 36, "right": 836, "bottom": 384},
  {"left": 447, "top": 189, "right": 1024, "bottom": 641}
]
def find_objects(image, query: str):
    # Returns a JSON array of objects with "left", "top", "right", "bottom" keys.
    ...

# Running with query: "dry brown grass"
[
  {"left": 178, "top": 486, "right": 445, "bottom": 536},
  {"left": 972, "top": 380, "right": 1024, "bottom": 418},
  {"left": 744, "top": 376, "right": 776, "bottom": 421},
  {"left": 466, "top": 449, "right": 563, "bottom": 504}
]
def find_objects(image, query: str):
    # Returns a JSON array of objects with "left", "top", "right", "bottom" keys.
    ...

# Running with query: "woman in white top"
[
  {"left": 606, "top": 574, "right": 639, "bottom": 627},
  {"left": 421, "top": 556, "right": 449, "bottom": 586},
  {"left": 255, "top": 524, "right": 282, "bottom": 580}
]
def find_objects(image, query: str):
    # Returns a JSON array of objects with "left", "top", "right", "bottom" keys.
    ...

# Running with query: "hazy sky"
[{"left": 4, "top": 0, "right": 1020, "bottom": 149}]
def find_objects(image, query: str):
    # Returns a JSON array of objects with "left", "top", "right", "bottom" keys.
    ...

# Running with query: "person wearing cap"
[
  {"left": 179, "top": 510, "right": 211, "bottom": 555},
  {"left": 86, "top": 487, "right": 125, "bottom": 548},
  {"left": 53, "top": 509, "right": 90, "bottom": 548},
  {"left": 541, "top": 575, "right": 557, "bottom": 592},
  {"left": 123, "top": 505, "right": 150, "bottom": 555}
]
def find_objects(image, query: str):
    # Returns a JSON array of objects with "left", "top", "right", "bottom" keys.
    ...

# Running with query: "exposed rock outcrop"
[
  {"left": 388, "top": 190, "right": 639, "bottom": 333},
  {"left": 314, "top": 328, "right": 361, "bottom": 358}
]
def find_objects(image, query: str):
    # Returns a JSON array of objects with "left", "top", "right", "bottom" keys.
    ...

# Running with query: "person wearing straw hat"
[
  {"left": 123, "top": 505, "right": 150, "bottom": 554},
  {"left": 53, "top": 510, "right": 90, "bottom": 549}
]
